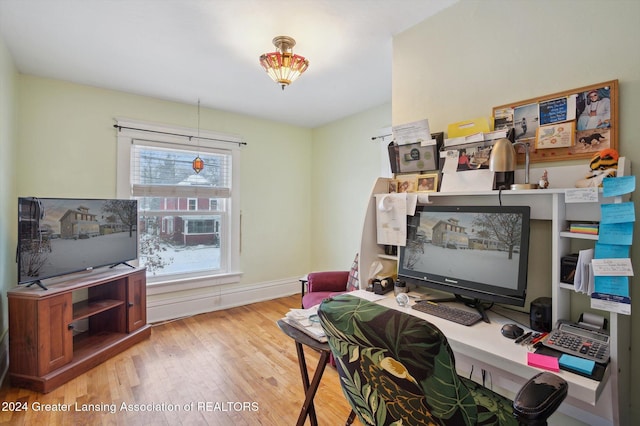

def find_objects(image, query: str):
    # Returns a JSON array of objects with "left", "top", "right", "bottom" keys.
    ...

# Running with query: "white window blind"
[{"left": 116, "top": 118, "right": 242, "bottom": 286}]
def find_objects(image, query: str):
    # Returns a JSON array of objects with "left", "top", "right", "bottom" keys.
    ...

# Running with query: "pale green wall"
[
  {"left": 310, "top": 103, "right": 391, "bottom": 270},
  {"left": 0, "top": 32, "right": 17, "bottom": 345},
  {"left": 393, "top": 0, "right": 640, "bottom": 420},
  {"left": 15, "top": 76, "right": 314, "bottom": 287}
]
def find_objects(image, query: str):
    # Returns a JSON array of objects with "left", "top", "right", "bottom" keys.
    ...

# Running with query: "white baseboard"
[{"left": 147, "top": 277, "right": 301, "bottom": 323}]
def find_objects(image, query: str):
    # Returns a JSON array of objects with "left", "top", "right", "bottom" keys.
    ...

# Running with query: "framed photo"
[
  {"left": 417, "top": 173, "right": 438, "bottom": 192},
  {"left": 388, "top": 180, "right": 398, "bottom": 193},
  {"left": 397, "top": 174, "right": 418, "bottom": 193},
  {"left": 493, "top": 80, "right": 618, "bottom": 163}
]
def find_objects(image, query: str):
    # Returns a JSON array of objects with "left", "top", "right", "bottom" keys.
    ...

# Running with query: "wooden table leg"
[{"left": 295, "top": 341, "right": 330, "bottom": 426}]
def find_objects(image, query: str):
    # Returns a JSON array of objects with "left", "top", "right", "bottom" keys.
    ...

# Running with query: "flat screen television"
[
  {"left": 397, "top": 204, "right": 531, "bottom": 319},
  {"left": 18, "top": 197, "right": 138, "bottom": 289}
]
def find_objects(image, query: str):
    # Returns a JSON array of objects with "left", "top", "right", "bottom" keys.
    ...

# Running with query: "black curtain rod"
[
  {"left": 113, "top": 124, "right": 247, "bottom": 147},
  {"left": 371, "top": 133, "right": 392, "bottom": 141}
]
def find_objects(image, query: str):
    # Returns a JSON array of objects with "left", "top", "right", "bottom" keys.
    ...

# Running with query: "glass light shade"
[
  {"left": 192, "top": 156, "right": 204, "bottom": 174},
  {"left": 489, "top": 138, "right": 517, "bottom": 172},
  {"left": 259, "top": 36, "right": 309, "bottom": 90}
]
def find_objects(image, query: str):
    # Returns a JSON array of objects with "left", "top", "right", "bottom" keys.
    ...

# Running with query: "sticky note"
[
  {"left": 559, "top": 354, "right": 595, "bottom": 375},
  {"left": 527, "top": 352, "right": 560, "bottom": 372}
]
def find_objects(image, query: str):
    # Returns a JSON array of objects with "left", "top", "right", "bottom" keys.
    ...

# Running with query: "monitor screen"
[{"left": 397, "top": 204, "right": 530, "bottom": 307}]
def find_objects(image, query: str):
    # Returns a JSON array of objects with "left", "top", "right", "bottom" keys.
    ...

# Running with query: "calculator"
[{"left": 542, "top": 322, "right": 610, "bottom": 364}]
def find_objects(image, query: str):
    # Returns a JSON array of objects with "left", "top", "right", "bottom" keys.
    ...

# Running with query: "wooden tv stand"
[{"left": 8, "top": 267, "right": 151, "bottom": 393}]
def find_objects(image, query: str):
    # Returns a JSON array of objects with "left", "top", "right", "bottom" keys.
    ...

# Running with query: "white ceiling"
[{"left": 0, "top": 0, "right": 457, "bottom": 128}]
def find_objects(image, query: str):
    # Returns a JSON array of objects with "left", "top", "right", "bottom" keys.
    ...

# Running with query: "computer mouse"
[{"left": 501, "top": 323, "right": 524, "bottom": 339}]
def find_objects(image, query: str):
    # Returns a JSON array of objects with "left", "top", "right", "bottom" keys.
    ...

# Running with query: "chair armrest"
[
  {"left": 307, "top": 271, "right": 349, "bottom": 293},
  {"left": 512, "top": 371, "right": 568, "bottom": 425}
]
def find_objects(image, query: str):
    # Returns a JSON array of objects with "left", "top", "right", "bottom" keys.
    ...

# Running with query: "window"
[{"left": 116, "top": 119, "right": 242, "bottom": 286}]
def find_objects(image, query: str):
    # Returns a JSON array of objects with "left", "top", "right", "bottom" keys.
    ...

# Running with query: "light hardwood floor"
[{"left": 0, "top": 295, "right": 356, "bottom": 425}]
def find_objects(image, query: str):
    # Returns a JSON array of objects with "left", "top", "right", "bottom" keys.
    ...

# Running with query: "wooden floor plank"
[{"left": 0, "top": 295, "right": 357, "bottom": 425}]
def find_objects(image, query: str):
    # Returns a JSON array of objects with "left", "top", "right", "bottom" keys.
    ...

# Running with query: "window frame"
[{"left": 116, "top": 118, "right": 242, "bottom": 291}]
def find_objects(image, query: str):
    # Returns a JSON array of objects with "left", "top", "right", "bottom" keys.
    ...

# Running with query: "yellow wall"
[
  {"left": 310, "top": 103, "right": 391, "bottom": 270},
  {"left": 393, "top": 0, "right": 640, "bottom": 420},
  {"left": 0, "top": 33, "right": 17, "bottom": 346},
  {"left": 14, "top": 75, "right": 314, "bottom": 287}
]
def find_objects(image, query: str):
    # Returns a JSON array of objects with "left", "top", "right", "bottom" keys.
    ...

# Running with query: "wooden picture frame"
[
  {"left": 397, "top": 174, "right": 418, "bottom": 193},
  {"left": 492, "top": 80, "right": 618, "bottom": 163},
  {"left": 417, "top": 173, "right": 439, "bottom": 192}
]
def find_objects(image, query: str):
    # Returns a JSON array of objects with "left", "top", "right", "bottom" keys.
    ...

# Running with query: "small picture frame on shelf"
[
  {"left": 388, "top": 180, "right": 398, "bottom": 193},
  {"left": 417, "top": 173, "right": 438, "bottom": 192},
  {"left": 397, "top": 174, "right": 418, "bottom": 193}
]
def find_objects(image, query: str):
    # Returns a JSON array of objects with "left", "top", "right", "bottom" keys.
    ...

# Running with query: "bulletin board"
[{"left": 492, "top": 80, "right": 618, "bottom": 164}]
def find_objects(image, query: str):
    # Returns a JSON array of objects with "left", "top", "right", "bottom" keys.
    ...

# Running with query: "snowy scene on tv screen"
[
  {"left": 403, "top": 211, "right": 524, "bottom": 290},
  {"left": 18, "top": 199, "right": 137, "bottom": 283}
]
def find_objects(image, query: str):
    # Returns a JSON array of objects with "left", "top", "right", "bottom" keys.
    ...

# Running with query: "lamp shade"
[
  {"left": 259, "top": 36, "right": 309, "bottom": 90},
  {"left": 489, "top": 138, "right": 517, "bottom": 172}
]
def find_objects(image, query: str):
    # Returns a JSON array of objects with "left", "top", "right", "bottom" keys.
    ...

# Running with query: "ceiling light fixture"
[{"left": 259, "top": 36, "right": 309, "bottom": 90}]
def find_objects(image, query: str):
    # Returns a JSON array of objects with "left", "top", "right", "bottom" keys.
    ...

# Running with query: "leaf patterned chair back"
[{"left": 318, "top": 294, "right": 521, "bottom": 426}]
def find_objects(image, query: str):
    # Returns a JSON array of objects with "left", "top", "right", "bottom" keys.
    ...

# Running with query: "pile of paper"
[{"left": 283, "top": 305, "right": 327, "bottom": 342}]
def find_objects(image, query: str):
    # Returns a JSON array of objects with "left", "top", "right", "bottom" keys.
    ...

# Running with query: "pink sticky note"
[{"left": 527, "top": 352, "right": 560, "bottom": 372}]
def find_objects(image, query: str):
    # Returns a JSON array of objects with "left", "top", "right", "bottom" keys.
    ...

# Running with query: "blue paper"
[
  {"left": 603, "top": 176, "right": 635, "bottom": 197},
  {"left": 559, "top": 354, "right": 595, "bottom": 375},
  {"left": 594, "top": 243, "right": 630, "bottom": 259},
  {"left": 594, "top": 276, "right": 629, "bottom": 297},
  {"left": 598, "top": 222, "right": 634, "bottom": 245},
  {"left": 600, "top": 202, "right": 635, "bottom": 224}
]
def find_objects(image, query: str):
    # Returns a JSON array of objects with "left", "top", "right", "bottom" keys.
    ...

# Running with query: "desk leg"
[{"left": 295, "top": 341, "right": 330, "bottom": 426}]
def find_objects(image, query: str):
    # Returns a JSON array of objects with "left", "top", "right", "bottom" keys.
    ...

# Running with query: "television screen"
[
  {"left": 398, "top": 204, "right": 530, "bottom": 307},
  {"left": 18, "top": 197, "right": 138, "bottom": 285}
]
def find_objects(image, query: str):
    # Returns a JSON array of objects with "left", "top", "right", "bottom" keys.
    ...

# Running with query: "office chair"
[{"left": 318, "top": 294, "right": 567, "bottom": 426}]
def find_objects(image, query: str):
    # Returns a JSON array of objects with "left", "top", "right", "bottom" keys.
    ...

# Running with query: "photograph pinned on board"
[
  {"left": 576, "top": 85, "right": 611, "bottom": 131},
  {"left": 493, "top": 107, "right": 514, "bottom": 131},
  {"left": 569, "top": 129, "right": 610, "bottom": 155},
  {"left": 513, "top": 103, "right": 539, "bottom": 142}
]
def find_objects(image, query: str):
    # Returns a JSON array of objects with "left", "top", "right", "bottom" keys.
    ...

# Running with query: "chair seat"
[{"left": 302, "top": 290, "right": 346, "bottom": 309}]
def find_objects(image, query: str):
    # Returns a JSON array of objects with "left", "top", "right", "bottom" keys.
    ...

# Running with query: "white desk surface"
[{"left": 353, "top": 289, "right": 610, "bottom": 406}]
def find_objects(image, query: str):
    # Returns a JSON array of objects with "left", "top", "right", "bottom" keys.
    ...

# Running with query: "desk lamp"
[{"left": 489, "top": 138, "right": 538, "bottom": 190}]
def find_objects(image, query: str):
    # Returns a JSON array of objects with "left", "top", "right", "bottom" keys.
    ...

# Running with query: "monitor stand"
[
  {"left": 110, "top": 262, "right": 135, "bottom": 269},
  {"left": 428, "top": 294, "right": 492, "bottom": 323},
  {"left": 26, "top": 280, "right": 48, "bottom": 291}
]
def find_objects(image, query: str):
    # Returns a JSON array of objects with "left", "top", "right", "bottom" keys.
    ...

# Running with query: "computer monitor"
[{"left": 397, "top": 204, "right": 531, "bottom": 318}]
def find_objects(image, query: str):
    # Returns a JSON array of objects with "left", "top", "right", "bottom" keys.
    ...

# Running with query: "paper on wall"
[
  {"left": 392, "top": 119, "right": 432, "bottom": 146},
  {"left": 375, "top": 193, "right": 407, "bottom": 246}
]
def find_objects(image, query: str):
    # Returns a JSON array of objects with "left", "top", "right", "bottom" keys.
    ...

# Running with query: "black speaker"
[{"left": 530, "top": 297, "right": 552, "bottom": 332}]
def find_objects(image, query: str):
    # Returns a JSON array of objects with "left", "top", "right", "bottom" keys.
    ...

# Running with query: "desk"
[
  {"left": 276, "top": 319, "right": 331, "bottom": 426},
  {"left": 370, "top": 290, "right": 614, "bottom": 425}
]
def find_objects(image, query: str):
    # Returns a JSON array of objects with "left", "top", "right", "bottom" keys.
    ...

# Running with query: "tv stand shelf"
[
  {"left": 73, "top": 299, "right": 124, "bottom": 320},
  {"left": 8, "top": 267, "right": 150, "bottom": 393}
]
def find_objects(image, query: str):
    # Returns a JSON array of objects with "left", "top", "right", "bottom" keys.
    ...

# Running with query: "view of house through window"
[{"left": 131, "top": 141, "right": 232, "bottom": 280}]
